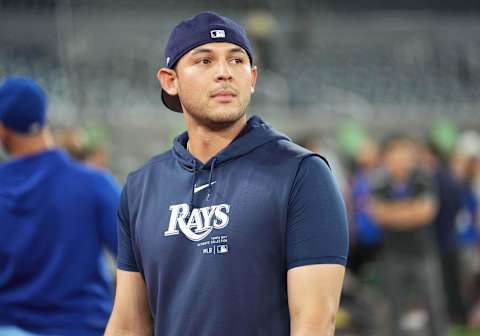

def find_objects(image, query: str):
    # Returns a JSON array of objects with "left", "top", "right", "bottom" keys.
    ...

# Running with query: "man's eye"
[
  {"left": 233, "top": 58, "right": 243, "bottom": 64},
  {"left": 201, "top": 59, "right": 211, "bottom": 64}
]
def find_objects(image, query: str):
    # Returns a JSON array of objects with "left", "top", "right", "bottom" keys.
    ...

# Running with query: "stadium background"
[
  {"left": 1, "top": 0, "right": 479, "bottom": 179},
  {"left": 1, "top": 1, "right": 480, "bottom": 335}
]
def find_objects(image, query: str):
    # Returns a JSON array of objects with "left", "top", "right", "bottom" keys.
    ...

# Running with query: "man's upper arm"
[
  {"left": 105, "top": 270, "right": 153, "bottom": 335},
  {"left": 286, "top": 155, "right": 348, "bottom": 335},
  {"left": 117, "top": 183, "right": 139, "bottom": 272},
  {"left": 288, "top": 264, "right": 345, "bottom": 336}
]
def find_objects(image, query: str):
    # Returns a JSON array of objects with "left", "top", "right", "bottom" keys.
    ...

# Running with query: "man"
[
  {"left": 0, "top": 77, "right": 119, "bottom": 335},
  {"left": 369, "top": 134, "right": 447, "bottom": 336},
  {"left": 348, "top": 137, "right": 382, "bottom": 275},
  {"left": 106, "top": 12, "right": 348, "bottom": 336},
  {"left": 422, "top": 140, "right": 467, "bottom": 326}
]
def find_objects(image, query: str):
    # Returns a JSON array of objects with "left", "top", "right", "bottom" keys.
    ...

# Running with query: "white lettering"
[
  {"left": 213, "top": 204, "right": 230, "bottom": 229},
  {"left": 180, "top": 208, "right": 212, "bottom": 241},
  {"left": 200, "top": 206, "right": 216, "bottom": 230},
  {"left": 164, "top": 203, "right": 189, "bottom": 236},
  {"left": 165, "top": 203, "right": 230, "bottom": 241}
]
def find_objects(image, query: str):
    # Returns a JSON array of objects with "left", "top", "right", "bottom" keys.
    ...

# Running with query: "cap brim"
[{"left": 162, "top": 90, "right": 183, "bottom": 113}]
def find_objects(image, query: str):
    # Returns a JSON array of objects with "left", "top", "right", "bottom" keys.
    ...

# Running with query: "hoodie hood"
[
  {"left": 172, "top": 115, "right": 290, "bottom": 209},
  {"left": 172, "top": 115, "right": 289, "bottom": 171},
  {"left": 0, "top": 148, "right": 66, "bottom": 211}
]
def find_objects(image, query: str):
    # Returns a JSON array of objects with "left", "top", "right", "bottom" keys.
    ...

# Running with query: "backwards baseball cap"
[
  {"left": 162, "top": 11, "right": 254, "bottom": 113},
  {"left": 0, "top": 76, "right": 47, "bottom": 134}
]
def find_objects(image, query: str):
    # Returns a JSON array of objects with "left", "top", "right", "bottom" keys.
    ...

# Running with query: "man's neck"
[
  {"left": 8, "top": 131, "right": 55, "bottom": 158},
  {"left": 184, "top": 115, "right": 247, "bottom": 164}
]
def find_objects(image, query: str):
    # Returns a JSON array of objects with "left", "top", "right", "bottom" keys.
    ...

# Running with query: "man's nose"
[{"left": 215, "top": 60, "right": 233, "bottom": 81}]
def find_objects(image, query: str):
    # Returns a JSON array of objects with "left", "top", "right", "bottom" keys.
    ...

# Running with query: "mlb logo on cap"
[{"left": 210, "top": 30, "right": 226, "bottom": 38}]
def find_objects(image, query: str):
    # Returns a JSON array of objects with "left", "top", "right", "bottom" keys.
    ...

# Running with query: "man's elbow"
[
  {"left": 105, "top": 325, "right": 153, "bottom": 336},
  {"left": 104, "top": 315, "right": 153, "bottom": 336},
  {"left": 291, "top": 303, "right": 338, "bottom": 336},
  {"left": 104, "top": 326, "right": 138, "bottom": 336}
]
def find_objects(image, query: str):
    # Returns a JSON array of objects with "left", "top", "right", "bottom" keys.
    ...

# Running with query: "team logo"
[
  {"left": 210, "top": 30, "right": 225, "bottom": 38},
  {"left": 165, "top": 203, "right": 230, "bottom": 241}
]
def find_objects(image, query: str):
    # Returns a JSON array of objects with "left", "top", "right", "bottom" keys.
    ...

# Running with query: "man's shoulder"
[
  {"left": 261, "top": 139, "right": 328, "bottom": 165},
  {"left": 266, "top": 138, "right": 308, "bottom": 156},
  {"left": 126, "top": 149, "right": 174, "bottom": 182},
  {"left": 266, "top": 140, "right": 331, "bottom": 172}
]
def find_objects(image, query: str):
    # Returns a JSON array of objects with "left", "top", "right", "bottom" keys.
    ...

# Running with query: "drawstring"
[
  {"left": 189, "top": 160, "right": 197, "bottom": 211},
  {"left": 206, "top": 158, "right": 217, "bottom": 203},
  {"left": 189, "top": 157, "right": 216, "bottom": 217}
]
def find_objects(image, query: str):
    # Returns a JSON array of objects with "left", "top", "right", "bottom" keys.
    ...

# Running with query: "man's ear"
[
  {"left": 0, "top": 123, "right": 7, "bottom": 142},
  {"left": 250, "top": 65, "right": 258, "bottom": 94},
  {"left": 157, "top": 68, "right": 179, "bottom": 96}
]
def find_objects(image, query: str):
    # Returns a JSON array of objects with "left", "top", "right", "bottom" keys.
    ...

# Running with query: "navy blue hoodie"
[{"left": 118, "top": 116, "right": 348, "bottom": 335}]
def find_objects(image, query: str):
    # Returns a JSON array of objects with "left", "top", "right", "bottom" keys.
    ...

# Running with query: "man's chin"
[
  {"left": 210, "top": 108, "right": 247, "bottom": 126},
  {"left": 186, "top": 106, "right": 246, "bottom": 130},
  {"left": 212, "top": 110, "right": 244, "bottom": 122}
]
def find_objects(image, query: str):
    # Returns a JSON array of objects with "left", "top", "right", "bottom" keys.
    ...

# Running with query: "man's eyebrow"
[
  {"left": 189, "top": 47, "right": 247, "bottom": 56},
  {"left": 229, "top": 47, "right": 247, "bottom": 55},
  {"left": 190, "top": 48, "right": 213, "bottom": 56}
]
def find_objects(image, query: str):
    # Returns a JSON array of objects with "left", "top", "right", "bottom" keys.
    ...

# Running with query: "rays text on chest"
[{"left": 164, "top": 203, "right": 230, "bottom": 241}]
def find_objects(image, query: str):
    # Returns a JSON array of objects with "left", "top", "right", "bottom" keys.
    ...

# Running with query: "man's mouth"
[{"left": 211, "top": 90, "right": 236, "bottom": 102}]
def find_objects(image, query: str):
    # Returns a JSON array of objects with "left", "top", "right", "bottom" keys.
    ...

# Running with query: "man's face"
[
  {"left": 160, "top": 42, "right": 257, "bottom": 127},
  {"left": 383, "top": 140, "right": 417, "bottom": 181}
]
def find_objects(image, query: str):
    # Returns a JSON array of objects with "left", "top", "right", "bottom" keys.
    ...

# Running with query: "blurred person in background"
[
  {"left": 54, "top": 127, "right": 86, "bottom": 161},
  {"left": 368, "top": 133, "right": 447, "bottom": 336},
  {"left": 0, "top": 77, "right": 120, "bottom": 336},
  {"left": 468, "top": 144, "right": 480, "bottom": 329},
  {"left": 55, "top": 126, "right": 112, "bottom": 170},
  {"left": 348, "top": 137, "right": 383, "bottom": 276},
  {"left": 451, "top": 130, "right": 480, "bottom": 328},
  {"left": 419, "top": 137, "right": 467, "bottom": 327},
  {"left": 341, "top": 136, "right": 390, "bottom": 336},
  {"left": 105, "top": 11, "right": 348, "bottom": 336},
  {"left": 83, "top": 144, "right": 110, "bottom": 170}
]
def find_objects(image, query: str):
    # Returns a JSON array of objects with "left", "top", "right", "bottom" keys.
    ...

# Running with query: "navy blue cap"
[
  {"left": 162, "top": 11, "right": 254, "bottom": 113},
  {"left": 0, "top": 76, "right": 47, "bottom": 134}
]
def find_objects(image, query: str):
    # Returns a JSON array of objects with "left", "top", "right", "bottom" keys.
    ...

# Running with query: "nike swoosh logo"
[{"left": 194, "top": 181, "right": 216, "bottom": 194}]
